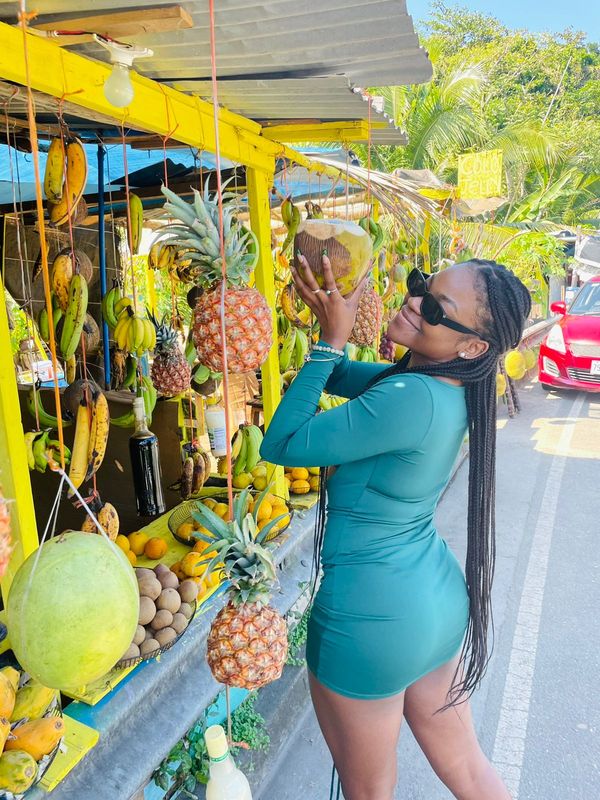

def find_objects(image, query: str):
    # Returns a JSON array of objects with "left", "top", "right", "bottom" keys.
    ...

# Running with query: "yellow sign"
[{"left": 458, "top": 149, "right": 503, "bottom": 199}]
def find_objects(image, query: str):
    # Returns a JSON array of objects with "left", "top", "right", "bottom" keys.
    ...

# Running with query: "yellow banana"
[
  {"left": 132, "top": 316, "right": 145, "bottom": 352},
  {"left": 85, "top": 391, "right": 109, "bottom": 482},
  {"left": 66, "top": 355, "right": 77, "bottom": 384},
  {"left": 48, "top": 138, "right": 87, "bottom": 226},
  {"left": 231, "top": 428, "right": 244, "bottom": 461},
  {"left": 67, "top": 400, "right": 90, "bottom": 496},
  {"left": 129, "top": 193, "right": 144, "bottom": 255},
  {"left": 114, "top": 314, "right": 130, "bottom": 351},
  {"left": 51, "top": 251, "right": 73, "bottom": 311},
  {"left": 148, "top": 243, "right": 162, "bottom": 270},
  {"left": 44, "top": 137, "right": 65, "bottom": 203},
  {"left": 97, "top": 501, "right": 119, "bottom": 541}
]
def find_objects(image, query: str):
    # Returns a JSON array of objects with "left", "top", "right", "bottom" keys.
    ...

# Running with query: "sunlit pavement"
[{"left": 259, "top": 380, "right": 600, "bottom": 799}]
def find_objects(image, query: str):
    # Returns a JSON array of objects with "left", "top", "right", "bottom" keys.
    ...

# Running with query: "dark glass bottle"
[{"left": 129, "top": 397, "right": 165, "bottom": 517}]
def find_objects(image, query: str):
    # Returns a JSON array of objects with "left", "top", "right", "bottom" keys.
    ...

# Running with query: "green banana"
[
  {"left": 37, "top": 307, "right": 50, "bottom": 342},
  {"left": 279, "top": 328, "right": 297, "bottom": 372},
  {"left": 233, "top": 430, "right": 248, "bottom": 476},
  {"left": 26, "top": 390, "right": 72, "bottom": 429},
  {"left": 244, "top": 425, "right": 263, "bottom": 473},
  {"left": 280, "top": 200, "right": 301, "bottom": 254},
  {"left": 102, "top": 281, "right": 121, "bottom": 329},
  {"left": 292, "top": 328, "right": 309, "bottom": 369},
  {"left": 122, "top": 356, "right": 137, "bottom": 389},
  {"left": 129, "top": 193, "right": 144, "bottom": 255},
  {"left": 281, "top": 196, "right": 293, "bottom": 227},
  {"left": 24, "top": 432, "right": 38, "bottom": 470},
  {"left": 32, "top": 430, "right": 50, "bottom": 473},
  {"left": 60, "top": 274, "right": 88, "bottom": 360}
]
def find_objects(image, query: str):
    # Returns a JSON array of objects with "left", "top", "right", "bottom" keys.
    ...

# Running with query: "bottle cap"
[{"left": 205, "top": 725, "right": 229, "bottom": 760}]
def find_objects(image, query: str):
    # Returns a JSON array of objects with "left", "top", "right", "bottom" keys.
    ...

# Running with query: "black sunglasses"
[{"left": 407, "top": 269, "right": 483, "bottom": 339}]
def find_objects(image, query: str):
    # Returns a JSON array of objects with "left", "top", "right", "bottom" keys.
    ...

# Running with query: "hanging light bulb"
[{"left": 93, "top": 35, "right": 153, "bottom": 109}]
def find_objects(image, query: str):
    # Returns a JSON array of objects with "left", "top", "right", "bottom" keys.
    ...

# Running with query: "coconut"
[
  {"left": 294, "top": 219, "right": 373, "bottom": 297},
  {"left": 7, "top": 531, "right": 139, "bottom": 690}
]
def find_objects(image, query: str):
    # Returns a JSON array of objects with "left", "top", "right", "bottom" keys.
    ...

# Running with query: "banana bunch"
[
  {"left": 359, "top": 215, "right": 385, "bottom": 255},
  {"left": 101, "top": 281, "right": 123, "bottom": 330},
  {"left": 280, "top": 283, "right": 312, "bottom": 328},
  {"left": 37, "top": 296, "right": 63, "bottom": 344},
  {"left": 26, "top": 390, "right": 72, "bottom": 429},
  {"left": 81, "top": 498, "right": 120, "bottom": 541},
  {"left": 278, "top": 327, "right": 309, "bottom": 372},
  {"left": 231, "top": 424, "right": 264, "bottom": 477},
  {"left": 354, "top": 346, "right": 378, "bottom": 363},
  {"left": 111, "top": 376, "right": 157, "bottom": 428},
  {"left": 24, "top": 430, "right": 71, "bottom": 473},
  {"left": 305, "top": 201, "right": 324, "bottom": 219},
  {"left": 179, "top": 449, "right": 211, "bottom": 499},
  {"left": 148, "top": 242, "right": 177, "bottom": 272},
  {"left": 113, "top": 303, "right": 156, "bottom": 356},
  {"left": 60, "top": 273, "right": 88, "bottom": 360},
  {"left": 111, "top": 348, "right": 137, "bottom": 391},
  {"left": 318, "top": 393, "right": 348, "bottom": 411},
  {"left": 129, "top": 193, "right": 143, "bottom": 255},
  {"left": 67, "top": 386, "right": 109, "bottom": 497},
  {"left": 46, "top": 137, "right": 88, "bottom": 226},
  {"left": 280, "top": 196, "right": 301, "bottom": 254}
]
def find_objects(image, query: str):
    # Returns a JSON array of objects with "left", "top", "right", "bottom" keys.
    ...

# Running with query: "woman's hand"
[{"left": 291, "top": 252, "right": 367, "bottom": 351}]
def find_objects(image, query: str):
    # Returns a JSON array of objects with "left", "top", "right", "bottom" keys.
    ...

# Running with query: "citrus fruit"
[
  {"left": 256, "top": 500, "right": 273, "bottom": 522},
  {"left": 144, "top": 537, "right": 168, "bottom": 560},
  {"left": 291, "top": 479, "right": 310, "bottom": 494},
  {"left": 253, "top": 476, "right": 268, "bottom": 492},
  {"left": 115, "top": 534, "right": 130, "bottom": 553},
  {"left": 126, "top": 550, "right": 137, "bottom": 566},
  {"left": 181, "top": 552, "right": 206, "bottom": 578},
  {"left": 251, "top": 465, "right": 268, "bottom": 478},
  {"left": 309, "top": 476, "right": 320, "bottom": 492},
  {"left": 290, "top": 467, "right": 309, "bottom": 481},
  {"left": 128, "top": 531, "right": 148, "bottom": 555},
  {"left": 176, "top": 522, "right": 194, "bottom": 542},
  {"left": 202, "top": 498, "right": 217, "bottom": 510},
  {"left": 232, "top": 474, "right": 252, "bottom": 490},
  {"left": 213, "top": 502, "right": 229, "bottom": 519}
]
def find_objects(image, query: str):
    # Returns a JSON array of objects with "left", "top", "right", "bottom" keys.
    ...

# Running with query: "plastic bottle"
[
  {"left": 205, "top": 725, "right": 252, "bottom": 800},
  {"left": 205, "top": 397, "right": 227, "bottom": 457},
  {"left": 129, "top": 397, "right": 166, "bottom": 517}
]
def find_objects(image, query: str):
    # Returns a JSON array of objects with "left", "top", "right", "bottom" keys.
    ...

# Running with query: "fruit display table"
[{"left": 24, "top": 506, "right": 316, "bottom": 800}]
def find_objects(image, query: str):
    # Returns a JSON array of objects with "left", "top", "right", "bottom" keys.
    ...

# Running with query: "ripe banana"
[
  {"left": 68, "top": 399, "right": 90, "bottom": 496},
  {"left": 191, "top": 451, "right": 207, "bottom": 495},
  {"left": 280, "top": 283, "right": 311, "bottom": 328},
  {"left": 51, "top": 251, "right": 74, "bottom": 312},
  {"left": 231, "top": 427, "right": 245, "bottom": 462},
  {"left": 180, "top": 457, "right": 194, "bottom": 500},
  {"left": 81, "top": 499, "right": 119, "bottom": 541},
  {"left": 114, "top": 296, "right": 133, "bottom": 317},
  {"left": 60, "top": 273, "right": 88, "bottom": 360},
  {"left": 129, "top": 193, "right": 144, "bottom": 255},
  {"left": 24, "top": 431, "right": 39, "bottom": 471},
  {"left": 85, "top": 390, "right": 109, "bottom": 482},
  {"left": 48, "top": 138, "right": 87, "bottom": 226},
  {"left": 65, "top": 355, "right": 77, "bottom": 384},
  {"left": 44, "top": 137, "right": 65, "bottom": 203}
]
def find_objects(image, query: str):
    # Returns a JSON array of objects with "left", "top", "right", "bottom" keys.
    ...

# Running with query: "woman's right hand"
[{"left": 291, "top": 253, "right": 367, "bottom": 351}]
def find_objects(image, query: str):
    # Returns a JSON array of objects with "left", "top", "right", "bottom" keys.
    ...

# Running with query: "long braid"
[{"left": 310, "top": 260, "right": 531, "bottom": 704}]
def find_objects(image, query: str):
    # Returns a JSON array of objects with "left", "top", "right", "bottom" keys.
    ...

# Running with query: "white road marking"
[{"left": 492, "top": 393, "right": 586, "bottom": 798}]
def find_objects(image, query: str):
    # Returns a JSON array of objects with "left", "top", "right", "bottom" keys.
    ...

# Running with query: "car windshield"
[{"left": 569, "top": 282, "right": 600, "bottom": 316}]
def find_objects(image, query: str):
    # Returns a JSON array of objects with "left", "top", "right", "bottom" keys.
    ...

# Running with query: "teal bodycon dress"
[{"left": 260, "top": 346, "right": 470, "bottom": 699}]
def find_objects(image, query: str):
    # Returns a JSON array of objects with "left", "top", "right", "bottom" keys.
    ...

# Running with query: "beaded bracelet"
[
  {"left": 312, "top": 343, "right": 345, "bottom": 357},
  {"left": 304, "top": 354, "right": 339, "bottom": 364}
]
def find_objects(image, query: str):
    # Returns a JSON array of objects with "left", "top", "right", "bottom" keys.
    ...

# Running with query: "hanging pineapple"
[
  {"left": 149, "top": 314, "right": 192, "bottom": 396},
  {"left": 349, "top": 285, "right": 384, "bottom": 347},
  {"left": 153, "top": 184, "right": 272, "bottom": 373},
  {"left": 0, "top": 489, "right": 12, "bottom": 580},
  {"left": 192, "top": 488, "right": 288, "bottom": 690}
]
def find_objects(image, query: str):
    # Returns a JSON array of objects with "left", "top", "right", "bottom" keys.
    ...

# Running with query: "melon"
[
  {"left": 504, "top": 350, "right": 526, "bottom": 380},
  {"left": 7, "top": 531, "right": 139, "bottom": 690},
  {"left": 294, "top": 219, "right": 373, "bottom": 296}
]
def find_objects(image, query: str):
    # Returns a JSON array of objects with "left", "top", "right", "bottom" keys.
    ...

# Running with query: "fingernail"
[
  {"left": 296, "top": 248, "right": 302, "bottom": 257},
  {"left": 322, "top": 248, "right": 328, "bottom": 256}
]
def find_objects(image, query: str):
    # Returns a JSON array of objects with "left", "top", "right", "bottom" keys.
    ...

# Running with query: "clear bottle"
[
  {"left": 205, "top": 397, "right": 227, "bottom": 457},
  {"left": 129, "top": 397, "right": 166, "bottom": 517},
  {"left": 205, "top": 725, "right": 252, "bottom": 800}
]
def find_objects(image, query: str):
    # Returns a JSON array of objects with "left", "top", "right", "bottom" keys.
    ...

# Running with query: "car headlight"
[{"left": 545, "top": 324, "right": 566, "bottom": 355}]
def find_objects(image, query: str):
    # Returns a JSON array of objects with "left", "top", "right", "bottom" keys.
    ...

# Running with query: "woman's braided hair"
[{"left": 311, "top": 259, "right": 532, "bottom": 705}]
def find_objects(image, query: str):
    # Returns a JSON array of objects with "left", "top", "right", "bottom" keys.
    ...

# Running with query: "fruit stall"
[{"left": 0, "top": 3, "right": 442, "bottom": 798}]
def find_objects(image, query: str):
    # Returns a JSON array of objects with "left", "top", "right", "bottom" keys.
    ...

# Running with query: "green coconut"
[
  {"left": 7, "top": 531, "right": 139, "bottom": 690},
  {"left": 294, "top": 219, "right": 373, "bottom": 296}
]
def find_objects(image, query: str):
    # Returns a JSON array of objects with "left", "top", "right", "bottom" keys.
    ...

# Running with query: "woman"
[{"left": 260, "top": 254, "right": 531, "bottom": 800}]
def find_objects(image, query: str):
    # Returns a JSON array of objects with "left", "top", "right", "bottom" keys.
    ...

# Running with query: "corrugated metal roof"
[{"left": 0, "top": 0, "right": 430, "bottom": 144}]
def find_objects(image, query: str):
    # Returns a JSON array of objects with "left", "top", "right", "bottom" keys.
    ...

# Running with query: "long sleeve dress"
[{"left": 260, "top": 346, "right": 470, "bottom": 699}]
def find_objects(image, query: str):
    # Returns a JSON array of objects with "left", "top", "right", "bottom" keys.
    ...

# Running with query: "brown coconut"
[
  {"left": 57, "top": 248, "right": 93, "bottom": 284},
  {"left": 77, "top": 314, "right": 101, "bottom": 356},
  {"left": 294, "top": 219, "right": 373, "bottom": 297}
]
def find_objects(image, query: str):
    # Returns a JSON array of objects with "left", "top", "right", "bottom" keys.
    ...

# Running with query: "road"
[{"left": 259, "top": 380, "right": 600, "bottom": 800}]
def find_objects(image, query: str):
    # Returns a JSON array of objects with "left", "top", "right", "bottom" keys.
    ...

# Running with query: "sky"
[{"left": 407, "top": 0, "right": 600, "bottom": 41}]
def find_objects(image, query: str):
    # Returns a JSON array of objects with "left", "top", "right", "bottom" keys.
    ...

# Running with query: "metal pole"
[{"left": 97, "top": 143, "right": 111, "bottom": 389}]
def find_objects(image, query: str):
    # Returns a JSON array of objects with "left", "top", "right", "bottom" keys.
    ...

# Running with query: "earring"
[{"left": 459, "top": 352, "right": 467, "bottom": 359}]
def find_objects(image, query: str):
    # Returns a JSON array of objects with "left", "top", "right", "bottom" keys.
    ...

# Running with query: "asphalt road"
[{"left": 259, "top": 380, "right": 600, "bottom": 800}]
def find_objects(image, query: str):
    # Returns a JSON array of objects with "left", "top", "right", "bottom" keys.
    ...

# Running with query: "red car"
[{"left": 539, "top": 275, "right": 600, "bottom": 392}]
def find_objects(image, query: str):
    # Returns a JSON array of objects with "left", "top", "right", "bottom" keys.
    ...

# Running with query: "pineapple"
[
  {"left": 150, "top": 315, "right": 192, "bottom": 396},
  {"left": 0, "top": 489, "right": 13, "bottom": 580},
  {"left": 349, "top": 286, "right": 383, "bottom": 347},
  {"left": 193, "top": 488, "right": 288, "bottom": 690},
  {"left": 156, "top": 183, "right": 272, "bottom": 374}
]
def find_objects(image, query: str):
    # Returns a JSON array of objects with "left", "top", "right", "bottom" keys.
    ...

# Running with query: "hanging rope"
[
  {"left": 17, "top": 2, "right": 66, "bottom": 469},
  {"left": 120, "top": 124, "right": 139, "bottom": 313},
  {"left": 207, "top": 0, "right": 234, "bottom": 516}
]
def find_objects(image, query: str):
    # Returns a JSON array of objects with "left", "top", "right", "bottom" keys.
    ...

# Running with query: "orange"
[
  {"left": 144, "top": 537, "right": 168, "bottom": 560},
  {"left": 193, "top": 539, "right": 209, "bottom": 553},
  {"left": 181, "top": 551, "right": 207, "bottom": 578},
  {"left": 115, "top": 534, "right": 130, "bottom": 553},
  {"left": 290, "top": 467, "right": 309, "bottom": 481},
  {"left": 206, "top": 570, "right": 222, "bottom": 588},
  {"left": 128, "top": 531, "right": 148, "bottom": 555},
  {"left": 202, "top": 498, "right": 217, "bottom": 510},
  {"left": 256, "top": 500, "right": 272, "bottom": 522},
  {"left": 176, "top": 522, "right": 194, "bottom": 542},
  {"left": 126, "top": 550, "right": 137, "bottom": 566}
]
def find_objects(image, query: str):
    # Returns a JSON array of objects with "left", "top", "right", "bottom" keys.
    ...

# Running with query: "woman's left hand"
[{"left": 291, "top": 253, "right": 366, "bottom": 351}]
